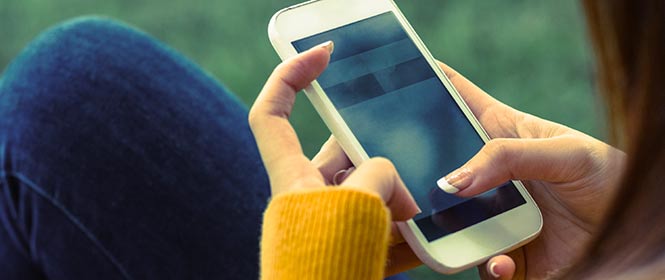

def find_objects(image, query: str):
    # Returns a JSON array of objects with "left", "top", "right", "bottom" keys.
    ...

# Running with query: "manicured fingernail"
[
  {"left": 489, "top": 261, "right": 500, "bottom": 278},
  {"left": 339, "top": 166, "right": 354, "bottom": 182},
  {"left": 332, "top": 166, "right": 354, "bottom": 185},
  {"left": 317, "top": 40, "right": 334, "bottom": 54},
  {"left": 437, "top": 177, "right": 458, "bottom": 193},
  {"left": 437, "top": 167, "right": 471, "bottom": 194}
]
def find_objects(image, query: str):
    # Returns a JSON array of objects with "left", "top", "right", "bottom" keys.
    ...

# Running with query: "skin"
[
  {"left": 431, "top": 61, "right": 625, "bottom": 279},
  {"left": 249, "top": 43, "right": 626, "bottom": 279},
  {"left": 248, "top": 43, "right": 421, "bottom": 275}
]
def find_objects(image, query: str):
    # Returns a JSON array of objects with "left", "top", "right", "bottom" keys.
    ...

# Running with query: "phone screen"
[{"left": 292, "top": 12, "right": 525, "bottom": 241}]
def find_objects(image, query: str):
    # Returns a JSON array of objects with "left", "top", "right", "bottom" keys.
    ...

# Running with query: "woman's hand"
[
  {"left": 434, "top": 61, "right": 625, "bottom": 279},
  {"left": 248, "top": 42, "right": 420, "bottom": 276},
  {"left": 311, "top": 135, "right": 425, "bottom": 275},
  {"left": 312, "top": 60, "right": 626, "bottom": 279}
]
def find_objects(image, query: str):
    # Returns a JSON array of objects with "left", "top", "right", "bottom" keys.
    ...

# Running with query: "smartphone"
[{"left": 268, "top": 0, "right": 542, "bottom": 274}]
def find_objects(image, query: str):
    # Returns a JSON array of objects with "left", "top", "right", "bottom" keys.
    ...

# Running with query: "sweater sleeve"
[{"left": 260, "top": 187, "right": 391, "bottom": 280}]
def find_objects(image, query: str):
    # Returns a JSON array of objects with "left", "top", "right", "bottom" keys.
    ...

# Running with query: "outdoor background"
[{"left": 0, "top": 0, "right": 603, "bottom": 279}]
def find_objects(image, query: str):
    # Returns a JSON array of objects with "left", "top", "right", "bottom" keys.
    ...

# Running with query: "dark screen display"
[{"left": 292, "top": 12, "right": 525, "bottom": 241}]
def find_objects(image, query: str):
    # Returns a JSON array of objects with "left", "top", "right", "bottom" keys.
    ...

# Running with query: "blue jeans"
[
  {"left": 0, "top": 17, "right": 270, "bottom": 279},
  {"left": 0, "top": 17, "right": 410, "bottom": 280}
]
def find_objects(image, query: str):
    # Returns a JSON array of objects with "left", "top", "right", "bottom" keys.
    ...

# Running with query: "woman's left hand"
[
  {"left": 248, "top": 42, "right": 421, "bottom": 276},
  {"left": 311, "top": 135, "right": 425, "bottom": 275}
]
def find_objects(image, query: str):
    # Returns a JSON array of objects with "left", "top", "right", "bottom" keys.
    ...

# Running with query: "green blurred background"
[{"left": 0, "top": 0, "right": 603, "bottom": 279}]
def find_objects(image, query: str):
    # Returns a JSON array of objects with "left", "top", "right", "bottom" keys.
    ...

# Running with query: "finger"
[
  {"left": 311, "top": 135, "right": 353, "bottom": 183},
  {"left": 437, "top": 136, "right": 599, "bottom": 197},
  {"left": 506, "top": 249, "right": 527, "bottom": 279},
  {"left": 435, "top": 60, "right": 498, "bottom": 117},
  {"left": 331, "top": 167, "right": 355, "bottom": 185},
  {"left": 478, "top": 255, "right": 516, "bottom": 280},
  {"left": 435, "top": 60, "right": 522, "bottom": 139},
  {"left": 249, "top": 42, "right": 333, "bottom": 186},
  {"left": 385, "top": 242, "right": 422, "bottom": 276},
  {"left": 342, "top": 157, "right": 420, "bottom": 221}
]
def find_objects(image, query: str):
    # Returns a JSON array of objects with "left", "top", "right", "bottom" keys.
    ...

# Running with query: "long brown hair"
[{"left": 563, "top": 0, "right": 665, "bottom": 278}]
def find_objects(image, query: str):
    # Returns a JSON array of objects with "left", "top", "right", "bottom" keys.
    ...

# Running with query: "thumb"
[
  {"left": 437, "top": 135, "right": 598, "bottom": 197},
  {"left": 342, "top": 157, "right": 421, "bottom": 221},
  {"left": 479, "top": 255, "right": 516, "bottom": 280}
]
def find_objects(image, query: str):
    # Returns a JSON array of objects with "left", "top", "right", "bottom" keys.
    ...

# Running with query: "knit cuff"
[{"left": 261, "top": 187, "right": 391, "bottom": 280}]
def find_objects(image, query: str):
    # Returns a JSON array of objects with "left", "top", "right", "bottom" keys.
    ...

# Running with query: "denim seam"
[{"left": 3, "top": 171, "right": 132, "bottom": 280}]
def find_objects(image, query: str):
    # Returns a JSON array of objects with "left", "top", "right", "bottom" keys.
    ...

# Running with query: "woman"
[
  {"left": 0, "top": 2, "right": 661, "bottom": 280},
  {"left": 253, "top": 1, "right": 663, "bottom": 279}
]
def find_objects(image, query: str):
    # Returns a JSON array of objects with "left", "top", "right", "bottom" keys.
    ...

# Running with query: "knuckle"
[
  {"left": 564, "top": 135, "right": 607, "bottom": 170},
  {"left": 247, "top": 109, "right": 265, "bottom": 130},
  {"left": 275, "top": 57, "right": 309, "bottom": 91},
  {"left": 482, "top": 139, "right": 520, "bottom": 169},
  {"left": 483, "top": 139, "right": 510, "bottom": 160},
  {"left": 367, "top": 157, "right": 396, "bottom": 172},
  {"left": 247, "top": 109, "right": 259, "bottom": 126}
]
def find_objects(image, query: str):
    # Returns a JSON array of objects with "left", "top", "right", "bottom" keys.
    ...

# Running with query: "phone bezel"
[{"left": 268, "top": 0, "right": 542, "bottom": 274}]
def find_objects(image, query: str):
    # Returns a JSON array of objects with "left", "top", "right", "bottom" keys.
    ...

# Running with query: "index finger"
[
  {"left": 248, "top": 42, "right": 332, "bottom": 181},
  {"left": 435, "top": 60, "right": 499, "bottom": 119}
]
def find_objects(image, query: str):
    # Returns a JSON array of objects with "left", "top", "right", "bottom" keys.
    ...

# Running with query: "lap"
[{"left": 0, "top": 17, "right": 269, "bottom": 279}]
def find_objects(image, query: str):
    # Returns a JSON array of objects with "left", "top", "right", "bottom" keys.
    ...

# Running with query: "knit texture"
[{"left": 260, "top": 187, "right": 391, "bottom": 280}]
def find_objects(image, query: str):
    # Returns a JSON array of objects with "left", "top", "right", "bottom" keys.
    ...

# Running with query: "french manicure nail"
[
  {"left": 437, "top": 177, "right": 459, "bottom": 193},
  {"left": 437, "top": 168, "right": 471, "bottom": 194},
  {"left": 317, "top": 40, "right": 334, "bottom": 54},
  {"left": 489, "top": 261, "right": 500, "bottom": 278},
  {"left": 332, "top": 166, "right": 354, "bottom": 185},
  {"left": 339, "top": 166, "right": 354, "bottom": 182}
]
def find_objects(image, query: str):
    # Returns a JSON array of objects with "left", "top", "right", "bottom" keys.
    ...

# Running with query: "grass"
[{"left": 0, "top": 0, "right": 602, "bottom": 279}]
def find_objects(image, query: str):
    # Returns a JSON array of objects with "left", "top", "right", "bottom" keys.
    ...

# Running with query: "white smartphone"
[{"left": 268, "top": 0, "right": 542, "bottom": 274}]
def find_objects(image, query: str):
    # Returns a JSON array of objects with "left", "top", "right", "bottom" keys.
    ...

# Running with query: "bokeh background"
[{"left": 0, "top": 0, "right": 603, "bottom": 279}]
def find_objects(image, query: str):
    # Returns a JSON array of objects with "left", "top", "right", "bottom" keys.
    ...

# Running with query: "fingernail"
[
  {"left": 437, "top": 177, "right": 459, "bottom": 194},
  {"left": 332, "top": 166, "right": 354, "bottom": 185},
  {"left": 437, "top": 167, "right": 472, "bottom": 194},
  {"left": 489, "top": 261, "right": 500, "bottom": 278},
  {"left": 316, "top": 40, "right": 334, "bottom": 54},
  {"left": 339, "top": 166, "right": 354, "bottom": 182}
]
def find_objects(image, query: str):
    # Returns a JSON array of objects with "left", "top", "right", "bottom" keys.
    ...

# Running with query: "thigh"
[{"left": 0, "top": 17, "right": 269, "bottom": 280}]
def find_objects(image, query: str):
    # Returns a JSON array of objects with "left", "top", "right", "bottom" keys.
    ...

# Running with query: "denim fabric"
[{"left": 0, "top": 17, "right": 270, "bottom": 279}]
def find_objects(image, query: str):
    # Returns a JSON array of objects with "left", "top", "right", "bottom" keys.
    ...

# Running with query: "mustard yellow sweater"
[{"left": 261, "top": 187, "right": 391, "bottom": 279}]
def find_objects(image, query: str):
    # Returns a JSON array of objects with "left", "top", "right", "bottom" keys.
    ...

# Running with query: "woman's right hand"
[
  {"left": 433, "top": 61, "right": 626, "bottom": 279},
  {"left": 312, "top": 61, "right": 626, "bottom": 279}
]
